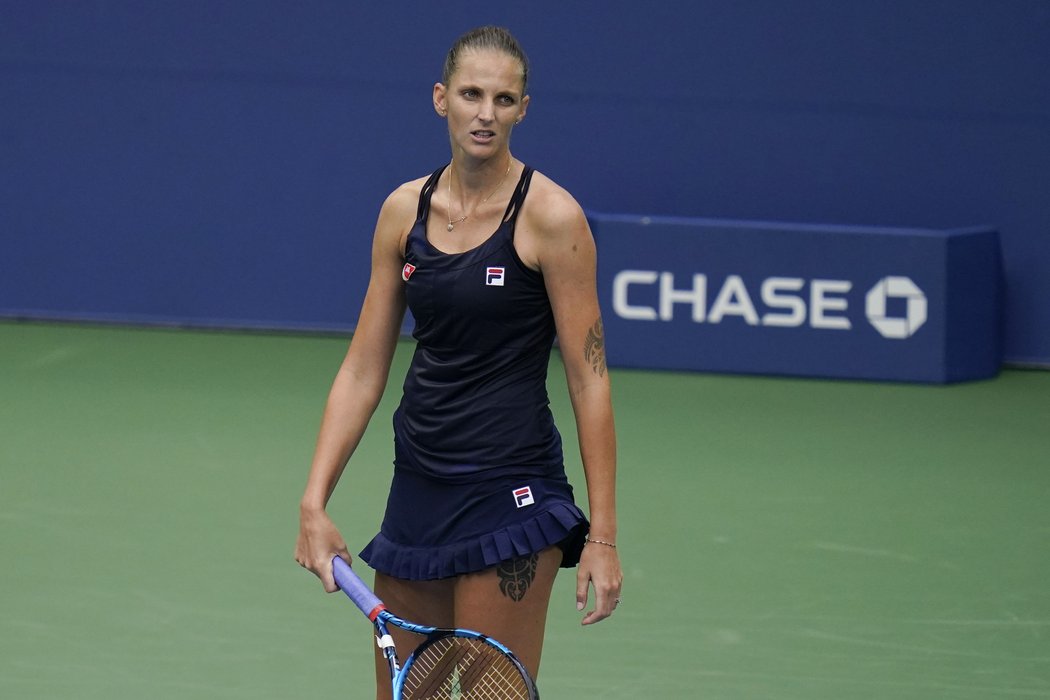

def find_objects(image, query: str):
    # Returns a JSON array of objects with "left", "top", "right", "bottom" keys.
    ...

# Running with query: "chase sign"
[{"left": 590, "top": 214, "right": 1001, "bottom": 383}]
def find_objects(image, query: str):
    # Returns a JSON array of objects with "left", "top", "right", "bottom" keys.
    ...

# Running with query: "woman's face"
[{"left": 435, "top": 49, "right": 529, "bottom": 161}]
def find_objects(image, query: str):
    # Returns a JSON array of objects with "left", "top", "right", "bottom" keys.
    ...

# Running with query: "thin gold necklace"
[{"left": 447, "top": 159, "right": 513, "bottom": 232}]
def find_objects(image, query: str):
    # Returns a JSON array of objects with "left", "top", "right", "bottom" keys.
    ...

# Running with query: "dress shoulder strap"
[
  {"left": 416, "top": 164, "right": 449, "bottom": 222},
  {"left": 501, "top": 165, "right": 534, "bottom": 224}
]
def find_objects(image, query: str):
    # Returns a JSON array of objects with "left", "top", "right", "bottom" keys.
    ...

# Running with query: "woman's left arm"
[{"left": 524, "top": 180, "right": 623, "bottom": 625}]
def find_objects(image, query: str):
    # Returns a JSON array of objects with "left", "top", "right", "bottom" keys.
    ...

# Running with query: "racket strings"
[{"left": 402, "top": 636, "right": 532, "bottom": 700}]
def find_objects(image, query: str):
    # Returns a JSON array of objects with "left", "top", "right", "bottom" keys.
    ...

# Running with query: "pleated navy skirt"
[{"left": 359, "top": 467, "right": 588, "bottom": 581}]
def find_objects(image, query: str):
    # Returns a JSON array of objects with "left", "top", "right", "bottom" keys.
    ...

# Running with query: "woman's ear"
[
  {"left": 515, "top": 94, "right": 530, "bottom": 124},
  {"left": 433, "top": 83, "right": 448, "bottom": 117}
]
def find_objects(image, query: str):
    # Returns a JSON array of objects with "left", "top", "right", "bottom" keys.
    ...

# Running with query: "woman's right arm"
[{"left": 294, "top": 183, "right": 417, "bottom": 592}]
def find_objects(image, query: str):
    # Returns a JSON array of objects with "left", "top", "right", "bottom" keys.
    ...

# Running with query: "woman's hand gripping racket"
[{"left": 332, "top": 557, "right": 540, "bottom": 700}]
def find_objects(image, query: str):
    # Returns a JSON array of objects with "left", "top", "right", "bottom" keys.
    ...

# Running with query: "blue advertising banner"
[
  {"left": 3, "top": 4, "right": 1044, "bottom": 362},
  {"left": 591, "top": 214, "right": 1002, "bottom": 383}
]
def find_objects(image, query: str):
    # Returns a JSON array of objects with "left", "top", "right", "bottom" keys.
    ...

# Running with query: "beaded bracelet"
[{"left": 584, "top": 535, "right": 617, "bottom": 548}]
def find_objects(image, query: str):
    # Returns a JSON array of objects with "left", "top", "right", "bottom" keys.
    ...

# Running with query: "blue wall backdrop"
[{"left": 2, "top": 1, "right": 1048, "bottom": 364}]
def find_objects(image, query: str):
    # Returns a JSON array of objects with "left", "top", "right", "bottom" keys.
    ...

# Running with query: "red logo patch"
[{"left": 401, "top": 263, "right": 416, "bottom": 281}]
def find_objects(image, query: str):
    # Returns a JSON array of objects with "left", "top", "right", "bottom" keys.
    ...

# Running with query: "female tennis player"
[{"left": 294, "top": 26, "right": 622, "bottom": 697}]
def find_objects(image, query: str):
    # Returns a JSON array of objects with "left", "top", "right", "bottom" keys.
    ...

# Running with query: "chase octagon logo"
[{"left": 865, "top": 276, "right": 927, "bottom": 339}]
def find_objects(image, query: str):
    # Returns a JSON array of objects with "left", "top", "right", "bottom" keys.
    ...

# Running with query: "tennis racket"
[{"left": 332, "top": 556, "right": 540, "bottom": 700}]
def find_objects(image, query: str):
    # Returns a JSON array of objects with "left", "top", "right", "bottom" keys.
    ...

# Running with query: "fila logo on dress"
[
  {"left": 401, "top": 263, "right": 416, "bottom": 281},
  {"left": 486, "top": 267, "right": 505, "bottom": 286},
  {"left": 513, "top": 486, "right": 535, "bottom": 508}
]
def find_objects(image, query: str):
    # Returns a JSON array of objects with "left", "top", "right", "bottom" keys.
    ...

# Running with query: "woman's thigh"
[
  {"left": 452, "top": 546, "right": 563, "bottom": 679},
  {"left": 371, "top": 572, "right": 455, "bottom": 700}
]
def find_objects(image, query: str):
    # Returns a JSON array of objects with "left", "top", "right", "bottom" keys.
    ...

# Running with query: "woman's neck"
[{"left": 450, "top": 152, "right": 514, "bottom": 195}]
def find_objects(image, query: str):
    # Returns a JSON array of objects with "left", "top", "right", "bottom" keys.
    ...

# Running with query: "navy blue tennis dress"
[{"left": 359, "top": 164, "right": 589, "bottom": 581}]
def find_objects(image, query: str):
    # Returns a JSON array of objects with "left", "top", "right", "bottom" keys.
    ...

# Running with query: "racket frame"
[{"left": 332, "top": 556, "right": 539, "bottom": 699}]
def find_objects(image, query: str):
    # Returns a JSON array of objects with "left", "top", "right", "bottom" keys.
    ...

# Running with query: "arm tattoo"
[
  {"left": 583, "top": 317, "right": 607, "bottom": 377},
  {"left": 497, "top": 553, "right": 539, "bottom": 602}
]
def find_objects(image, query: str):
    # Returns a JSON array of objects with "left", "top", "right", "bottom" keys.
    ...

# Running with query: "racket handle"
[{"left": 331, "top": 556, "right": 385, "bottom": 619}]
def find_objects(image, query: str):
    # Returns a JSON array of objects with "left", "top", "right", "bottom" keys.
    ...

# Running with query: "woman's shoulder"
[
  {"left": 382, "top": 174, "right": 431, "bottom": 215},
  {"left": 522, "top": 168, "right": 588, "bottom": 233},
  {"left": 372, "top": 174, "right": 436, "bottom": 254},
  {"left": 514, "top": 167, "right": 593, "bottom": 270},
  {"left": 375, "top": 172, "right": 441, "bottom": 234}
]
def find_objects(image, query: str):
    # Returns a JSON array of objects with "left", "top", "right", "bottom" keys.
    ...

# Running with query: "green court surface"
[{"left": 2, "top": 321, "right": 1048, "bottom": 699}]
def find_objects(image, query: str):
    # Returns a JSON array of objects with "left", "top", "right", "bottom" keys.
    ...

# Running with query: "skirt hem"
[{"left": 359, "top": 502, "right": 588, "bottom": 580}]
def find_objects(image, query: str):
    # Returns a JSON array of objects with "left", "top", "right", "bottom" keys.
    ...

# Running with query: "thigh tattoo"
[{"left": 497, "top": 553, "right": 539, "bottom": 602}]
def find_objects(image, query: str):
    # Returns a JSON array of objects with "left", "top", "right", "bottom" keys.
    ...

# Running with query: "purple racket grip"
[{"left": 331, "top": 556, "right": 385, "bottom": 619}]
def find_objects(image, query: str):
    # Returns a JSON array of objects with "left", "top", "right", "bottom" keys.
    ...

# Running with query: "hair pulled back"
[{"left": 442, "top": 26, "right": 529, "bottom": 93}]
